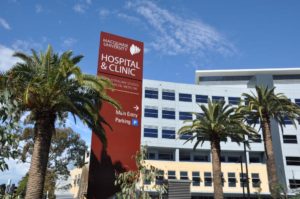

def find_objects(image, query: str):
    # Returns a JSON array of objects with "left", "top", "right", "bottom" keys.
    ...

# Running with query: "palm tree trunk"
[
  {"left": 211, "top": 135, "right": 223, "bottom": 199},
  {"left": 261, "top": 116, "right": 279, "bottom": 199},
  {"left": 25, "top": 113, "right": 55, "bottom": 199}
]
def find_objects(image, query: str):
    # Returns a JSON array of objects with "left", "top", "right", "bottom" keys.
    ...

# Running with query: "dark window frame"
[{"left": 179, "top": 93, "right": 192, "bottom": 102}]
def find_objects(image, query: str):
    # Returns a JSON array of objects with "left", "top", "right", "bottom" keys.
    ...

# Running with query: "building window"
[
  {"left": 196, "top": 95, "right": 208, "bottom": 103},
  {"left": 295, "top": 99, "right": 300, "bottom": 107},
  {"left": 228, "top": 156, "right": 240, "bottom": 163},
  {"left": 179, "top": 93, "right": 192, "bottom": 102},
  {"left": 194, "top": 155, "right": 209, "bottom": 162},
  {"left": 144, "top": 126, "right": 158, "bottom": 138},
  {"left": 144, "top": 170, "right": 151, "bottom": 185},
  {"left": 228, "top": 172, "right": 236, "bottom": 187},
  {"left": 220, "top": 156, "right": 226, "bottom": 162},
  {"left": 168, "top": 171, "right": 176, "bottom": 180},
  {"left": 240, "top": 173, "right": 247, "bottom": 187},
  {"left": 180, "top": 133, "right": 192, "bottom": 140},
  {"left": 248, "top": 134, "right": 262, "bottom": 143},
  {"left": 158, "top": 152, "right": 174, "bottom": 161},
  {"left": 252, "top": 173, "right": 261, "bottom": 188},
  {"left": 162, "top": 109, "right": 176, "bottom": 119},
  {"left": 286, "top": 157, "right": 300, "bottom": 166},
  {"left": 180, "top": 171, "right": 189, "bottom": 180},
  {"left": 290, "top": 179, "right": 300, "bottom": 189},
  {"left": 162, "top": 128, "right": 176, "bottom": 139},
  {"left": 179, "top": 152, "right": 191, "bottom": 161},
  {"left": 284, "top": 116, "right": 293, "bottom": 125},
  {"left": 179, "top": 112, "right": 192, "bottom": 120},
  {"left": 156, "top": 170, "right": 164, "bottom": 185},
  {"left": 192, "top": 172, "right": 200, "bottom": 186},
  {"left": 249, "top": 156, "right": 261, "bottom": 163},
  {"left": 204, "top": 172, "right": 212, "bottom": 187},
  {"left": 283, "top": 135, "right": 297, "bottom": 144},
  {"left": 221, "top": 172, "right": 225, "bottom": 187},
  {"left": 162, "top": 90, "right": 175, "bottom": 101},
  {"left": 212, "top": 96, "right": 225, "bottom": 103},
  {"left": 145, "top": 88, "right": 158, "bottom": 99},
  {"left": 228, "top": 97, "right": 240, "bottom": 105},
  {"left": 147, "top": 152, "right": 156, "bottom": 160},
  {"left": 144, "top": 107, "right": 158, "bottom": 118}
]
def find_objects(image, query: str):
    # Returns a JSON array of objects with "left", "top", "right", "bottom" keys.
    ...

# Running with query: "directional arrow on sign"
[{"left": 133, "top": 105, "right": 139, "bottom": 111}]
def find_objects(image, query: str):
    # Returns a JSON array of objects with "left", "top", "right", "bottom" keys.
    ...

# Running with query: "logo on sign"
[{"left": 130, "top": 44, "right": 141, "bottom": 55}]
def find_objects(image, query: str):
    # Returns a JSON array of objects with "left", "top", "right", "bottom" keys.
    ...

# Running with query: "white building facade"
[{"left": 141, "top": 68, "right": 300, "bottom": 198}]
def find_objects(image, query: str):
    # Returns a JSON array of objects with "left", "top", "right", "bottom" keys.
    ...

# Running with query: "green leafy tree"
[
  {"left": 178, "top": 100, "right": 256, "bottom": 199},
  {"left": 0, "top": 127, "right": 18, "bottom": 171},
  {"left": 17, "top": 127, "right": 87, "bottom": 198},
  {"left": 238, "top": 86, "right": 300, "bottom": 198},
  {"left": 0, "top": 46, "right": 118, "bottom": 199},
  {"left": 115, "top": 147, "right": 167, "bottom": 199}
]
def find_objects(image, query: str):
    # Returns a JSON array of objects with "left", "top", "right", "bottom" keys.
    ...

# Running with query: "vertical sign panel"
[{"left": 88, "top": 32, "right": 143, "bottom": 199}]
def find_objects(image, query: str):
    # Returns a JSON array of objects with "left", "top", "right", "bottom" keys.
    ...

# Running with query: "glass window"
[
  {"left": 162, "top": 90, "right": 175, "bottom": 101},
  {"left": 179, "top": 93, "right": 192, "bottom": 102},
  {"left": 286, "top": 157, "right": 300, "bottom": 166},
  {"left": 248, "top": 134, "right": 262, "bottom": 143},
  {"left": 228, "top": 156, "right": 240, "bottom": 163},
  {"left": 179, "top": 152, "right": 191, "bottom": 161},
  {"left": 144, "top": 127, "right": 158, "bottom": 138},
  {"left": 228, "top": 97, "right": 240, "bottom": 105},
  {"left": 290, "top": 179, "right": 300, "bottom": 189},
  {"left": 240, "top": 173, "right": 247, "bottom": 187},
  {"left": 145, "top": 88, "right": 158, "bottom": 99},
  {"left": 196, "top": 95, "right": 208, "bottom": 103},
  {"left": 144, "top": 170, "right": 151, "bottom": 185},
  {"left": 295, "top": 99, "right": 300, "bottom": 106},
  {"left": 179, "top": 112, "right": 192, "bottom": 120},
  {"left": 228, "top": 172, "right": 236, "bottom": 187},
  {"left": 144, "top": 107, "right": 158, "bottom": 118},
  {"left": 284, "top": 116, "right": 293, "bottom": 125},
  {"left": 147, "top": 152, "right": 156, "bottom": 160},
  {"left": 220, "top": 156, "right": 226, "bottom": 162},
  {"left": 194, "top": 155, "right": 209, "bottom": 162},
  {"left": 212, "top": 96, "right": 225, "bottom": 103},
  {"left": 162, "top": 109, "right": 175, "bottom": 119},
  {"left": 156, "top": 170, "right": 164, "bottom": 185},
  {"left": 204, "top": 172, "right": 212, "bottom": 187},
  {"left": 192, "top": 172, "right": 200, "bottom": 186},
  {"left": 180, "top": 171, "right": 189, "bottom": 180},
  {"left": 158, "top": 152, "right": 174, "bottom": 161},
  {"left": 283, "top": 135, "right": 297, "bottom": 144},
  {"left": 168, "top": 171, "right": 176, "bottom": 180},
  {"left": 252, "top": 173, "right": 261, "bottom": 188},
  {"left": 180, "top": 133, "right": 192, "bottom": 140},
  {"left": 249, "top": 156, "right": 261, "bottom": 163},
  {"left": 162, "top": 128, "right": 176, "bottom": 139}
]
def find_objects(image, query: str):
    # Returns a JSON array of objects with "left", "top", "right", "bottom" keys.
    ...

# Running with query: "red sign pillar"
[{"left": 88, "top": 32, "right": 143, "bottom": 199}]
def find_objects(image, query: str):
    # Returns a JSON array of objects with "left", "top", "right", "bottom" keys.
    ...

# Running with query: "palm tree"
[
  {"left": 178, "top": 100, "right": 256, "bottom": 199},
  {"left": 0, "top": 46, "right": 118, "bottom": 199},
  {"left": 238, "top": 86, "right": 300, "bottom": 198}
]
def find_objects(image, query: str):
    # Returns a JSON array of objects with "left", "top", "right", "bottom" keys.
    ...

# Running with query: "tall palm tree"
[
  {"left": 238, "top": 86, "right": 300, "bottom": 198},
  {"left": 0, "top": 46, "right": 118, "bottom": 199},
  {"left": 178, "top": 100, "right": 256, "bottom": 199}
]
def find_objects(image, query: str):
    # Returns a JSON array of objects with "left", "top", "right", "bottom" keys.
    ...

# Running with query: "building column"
[{"left": 175, "top": 148, "right": 179, "bottom": 162}]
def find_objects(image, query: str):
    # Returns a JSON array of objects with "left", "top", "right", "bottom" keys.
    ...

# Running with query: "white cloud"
[
  {"left": 12, "top": 38, "right": 47, "bottom": 52},
  {"left": 35, "top": 4, "right": 43, "bottom": 13},
  {"left": 0, "top": 45, "right": 20, "bottom": 72},
  {"left": 99, "top": 8, "right": 110, "bottom": 18},
  {"left": 62, "top": 37, "right": 78, "bottom": 48},
  {"left": 117, "top": 13, "right": 140, "bottom": 23},
  {"left": 0, "top": 17, "right": 11, "bottom": 30},
  {"left": 73, "top": 0, "right": 92, "bottom": 14},
  {"left": 127, "top": 1, "right": 236, "bottom": 56}
]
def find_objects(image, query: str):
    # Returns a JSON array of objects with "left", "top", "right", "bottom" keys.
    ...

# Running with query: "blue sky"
[{"left": 1, "top": 0, "right": 300, "bottom": 184}]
